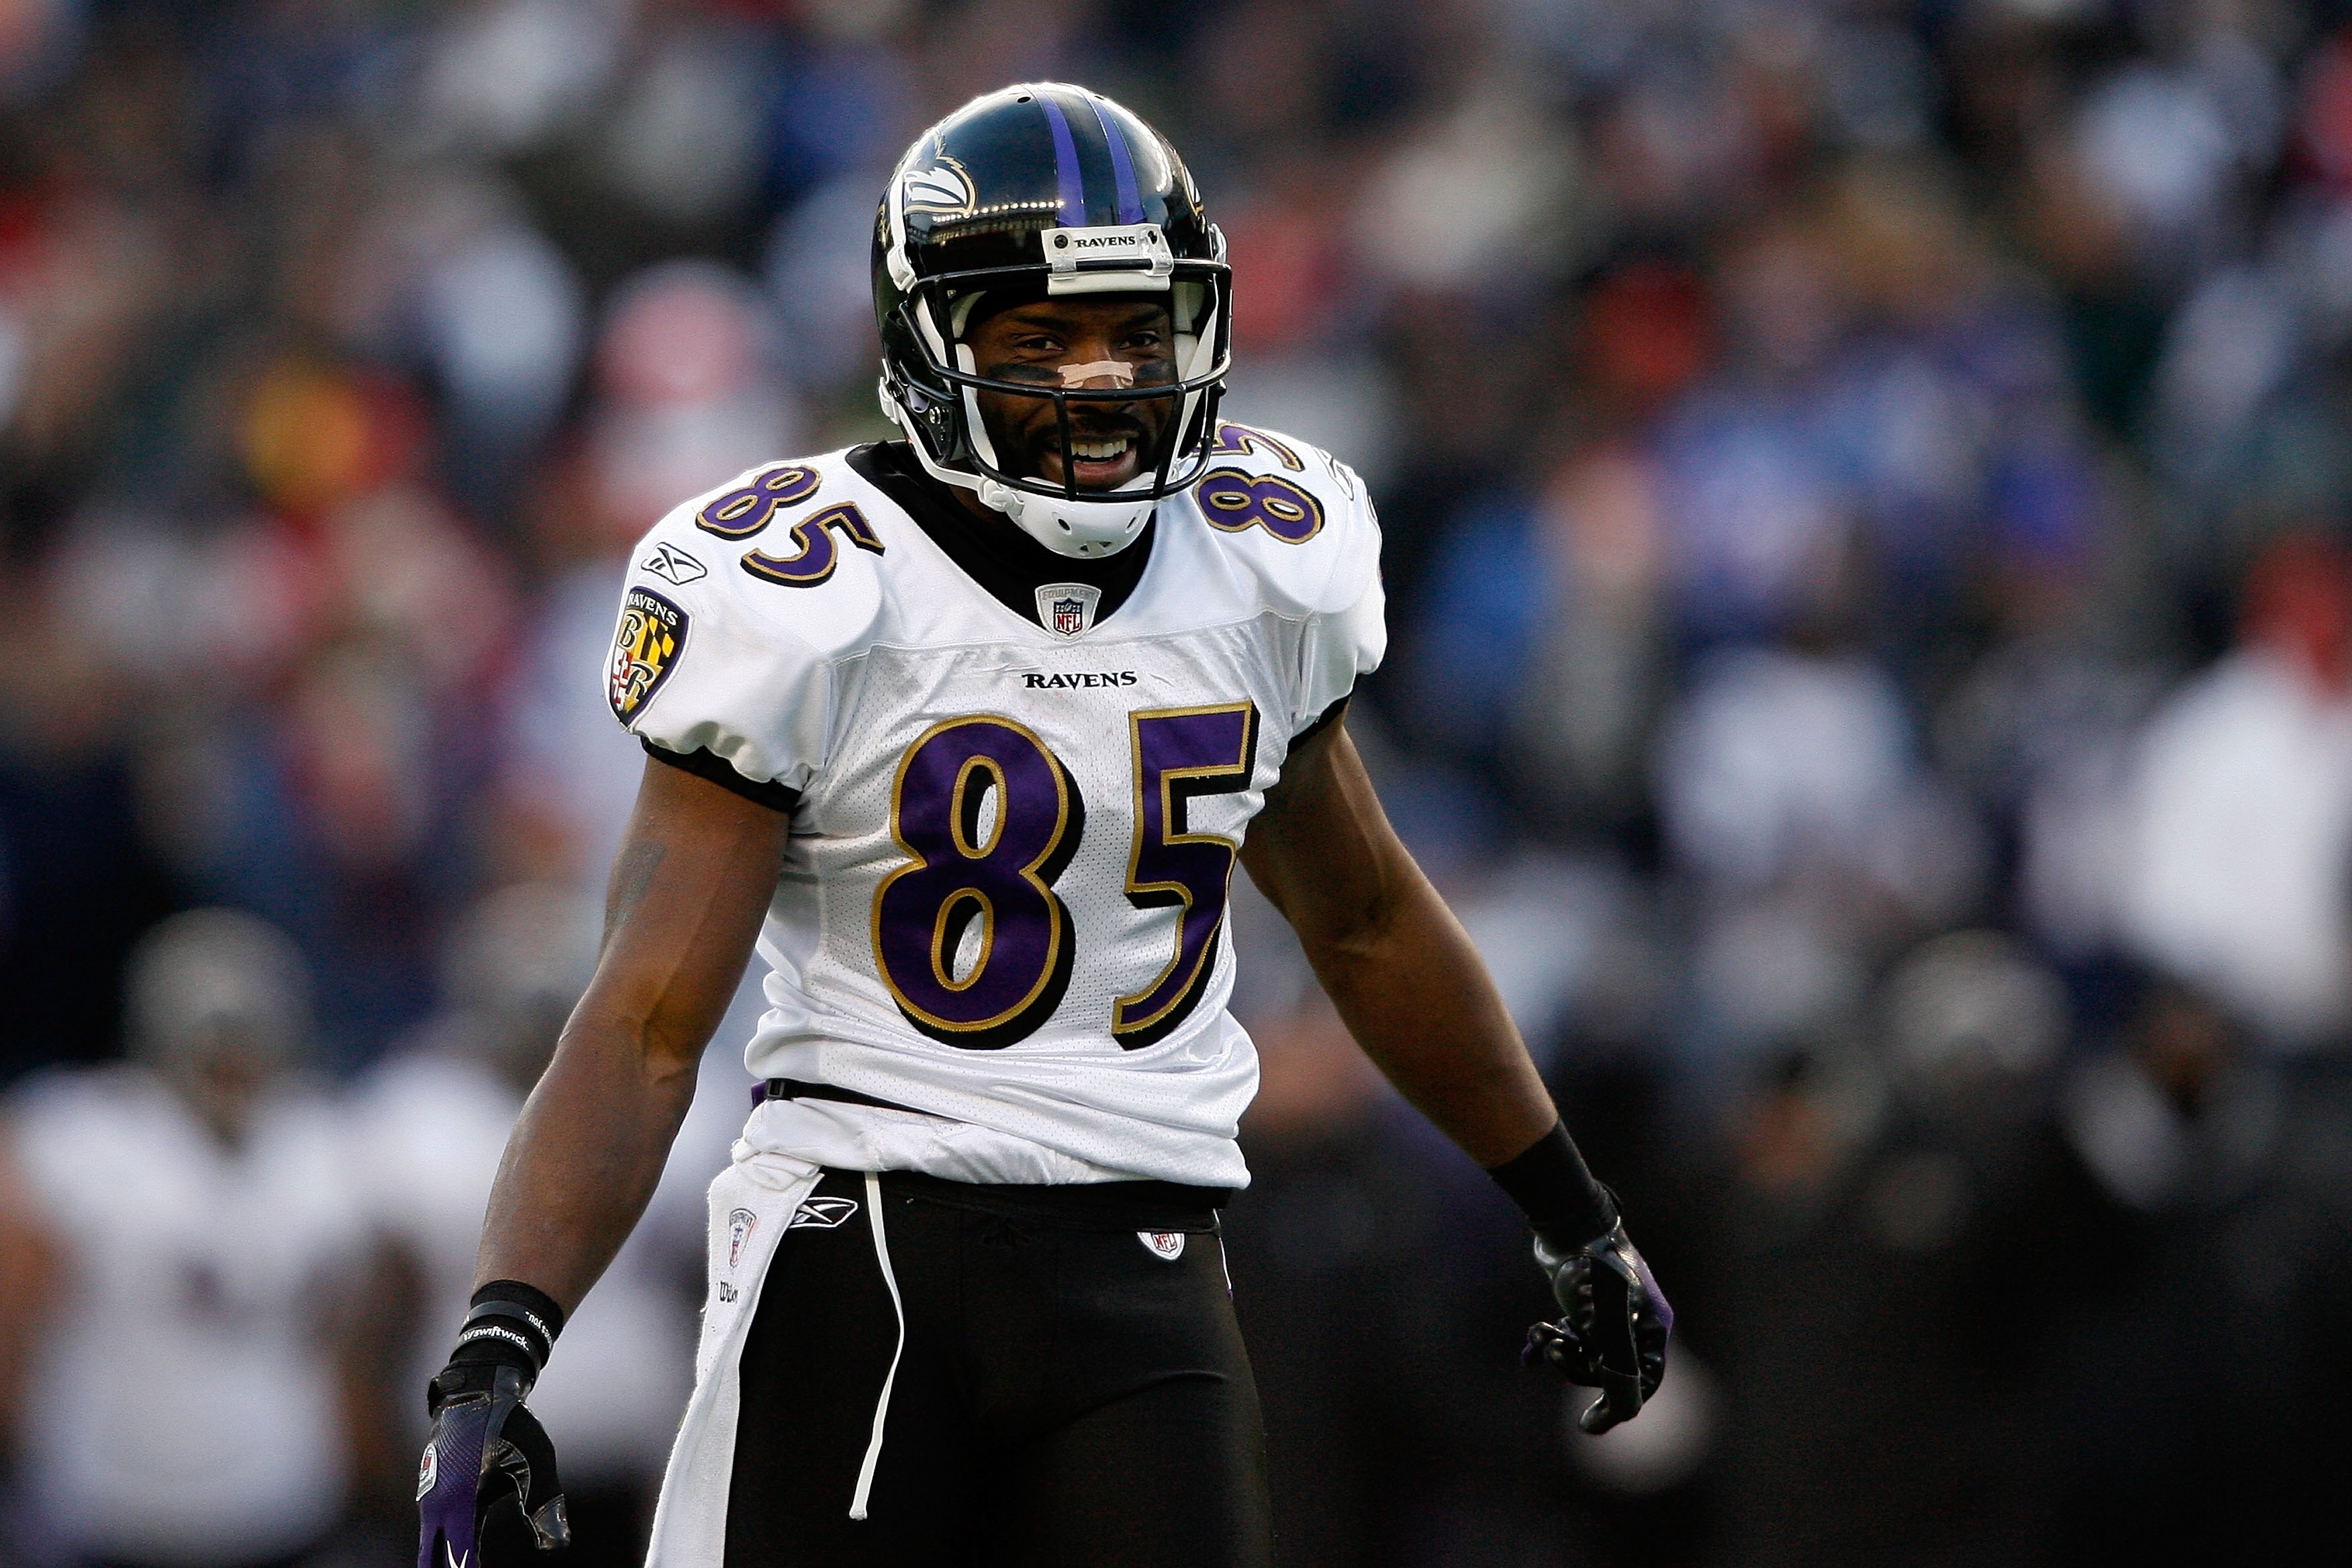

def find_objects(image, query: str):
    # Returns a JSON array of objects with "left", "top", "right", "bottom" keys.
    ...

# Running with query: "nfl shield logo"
[{"left": 1034, "top": 582, "right": 1101, "bottom": 642}]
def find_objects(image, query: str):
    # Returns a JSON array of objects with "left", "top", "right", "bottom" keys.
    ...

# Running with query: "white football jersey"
[
  {"left": 6, "top": 1068, "right": 368, "bottom": 1563},
  {"left": 607, "top": 425, "right": 1383, "bottom": 1187}
]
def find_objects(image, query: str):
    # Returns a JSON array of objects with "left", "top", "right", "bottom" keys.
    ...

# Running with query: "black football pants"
[{"left": 724, "top": 1169, "right": 1272, "bottom": 1568}]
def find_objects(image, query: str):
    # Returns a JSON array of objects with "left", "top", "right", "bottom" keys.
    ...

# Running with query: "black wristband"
[
  {"left": 430, "top": 1281, "right": 565, "bottom": 1416},
  {"left": 1487, "top": 1120, "right": 1618, "bottom": 1248},
  {"left": 454, "top": 1279, "right": 567, "bottom": 1371}
]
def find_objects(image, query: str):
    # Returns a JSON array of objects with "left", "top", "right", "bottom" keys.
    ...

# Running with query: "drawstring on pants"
[{"left": 848, "top": 1172, "right": 905, "bottom": 1521}]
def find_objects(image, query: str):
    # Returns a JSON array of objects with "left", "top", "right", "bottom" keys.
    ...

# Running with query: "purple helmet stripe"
[
  {"left": 1088, "top": 97, "right": 1145, "bottom": 224},
  {"left": 1038, "top": 95, "right": 1086, "bottom": 227}
]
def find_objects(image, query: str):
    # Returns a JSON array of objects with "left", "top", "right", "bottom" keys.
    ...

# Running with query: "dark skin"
[
  {"left": 0, "top": 1136, "right": 61, "bottom": 1463},
  {"left": 477, "top": 763, "right": 789, "bottom": 1304},
  {"left": 953, "top": 295, "right": 1179, "bottom": 510},
  {"left": 473, "top": 299, "right": 1555, "bottom": 1307}
]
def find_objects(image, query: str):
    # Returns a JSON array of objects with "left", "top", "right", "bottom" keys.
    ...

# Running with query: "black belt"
[
  {"left": 756, "top": 1077, "right": 918, "bottom": 1114},
  {"left": 757, "top": 1078, "right": 1234, "bottom": 1229},
  {"left": 875, "top": 1169, "right": 1229, "bottom": 1232}
]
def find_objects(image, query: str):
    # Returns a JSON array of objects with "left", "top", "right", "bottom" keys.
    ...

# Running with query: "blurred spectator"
[
  {"left": 2039, "top": 975, "right": 2339, "bottom": 1561},
  {"left": 410, "top": 0, "right": 632, "bottom": 164},
  {"left": 1703, "top": 931, "right": 2069, "bottom": 1567},
  {"left": 2117, "top": 533, "right": 2352, "bottom": 1048},
  {"left": 763, "top": 172, "right": 894, "bottom": 420},
  {"left": 1655, "top": 614, "right": 1986, "bottom": 1062},
  {"left": 0, "top": 577, "right": 181, "bottom": 1087},
  {"left": 586, "top": 260, "right": 801, "bottom": 549},
  {"left": 0, "top": 911, "right": 373, "bottom": 1568},
  {"left": 338, "top": 168, "right": 587, "bottom": 517},
  {"left": 1499, "top": 439, "right": 1672, "bottom": 837},
  {"left": 496, "top": 260, "right": 803, "bottom": 900}
]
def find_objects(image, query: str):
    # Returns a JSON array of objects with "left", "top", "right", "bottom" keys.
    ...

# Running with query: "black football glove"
[
  {"left": 1523, "top": 1218, "right": 1673, "bottom": 1434},
  {"left": 418, "top": 1289, "right": 571, "bottom": 1568}
]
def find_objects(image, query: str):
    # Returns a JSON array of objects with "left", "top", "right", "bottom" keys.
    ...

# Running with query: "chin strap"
[{"left": 884, "top": 397, "right": 1153, "bottom": 560}]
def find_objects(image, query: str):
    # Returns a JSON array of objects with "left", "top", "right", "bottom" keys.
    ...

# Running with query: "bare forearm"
[
  {"left": 471, "top": 758, "right": 792, "bottom": 1312},
  {"left": 475, "top": 1003, "right": 701, "bottom": 1311},
  {"left": 1244, "top": 726, "right": 1555, "bottom": 1168},
  {"left": 1303, "top": 865, "right": 1556, "bottom": 1166}
]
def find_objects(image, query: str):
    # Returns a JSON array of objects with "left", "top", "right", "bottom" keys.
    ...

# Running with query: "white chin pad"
[
  {"left": 1058, "top": 360, "right": 1136, "bottom": 389},
  {"left": 979, "top": 479, "right": 1155, "bottom": 558}
]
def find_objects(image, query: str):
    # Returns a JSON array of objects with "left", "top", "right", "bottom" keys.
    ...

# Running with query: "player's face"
[
  {"left": 160, "top": 1034, "right": 276, "bottom": 1145},
  {"left": 965, "top": 297, "right": 1177, "bottom": 492}
]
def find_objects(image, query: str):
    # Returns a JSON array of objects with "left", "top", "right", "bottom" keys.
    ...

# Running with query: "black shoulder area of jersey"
[
  {"left": 642, "top": 738, "right": 802, "bottom": 817},
  {"left": 846, "top": 442, "right": 1155, "bottom": 630}
]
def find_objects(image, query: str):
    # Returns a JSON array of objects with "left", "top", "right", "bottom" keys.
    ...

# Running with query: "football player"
[
  {"left": 3, "top": 912, "right": 374, "bottom": 1568},
  {"left": 418, "top": 83, "right": 1670, "bottom": 1568}
]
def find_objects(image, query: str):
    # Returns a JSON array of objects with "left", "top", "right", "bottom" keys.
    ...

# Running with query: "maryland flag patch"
[{"left": 609, "top": 587, "right": 688, "bottom": 723}]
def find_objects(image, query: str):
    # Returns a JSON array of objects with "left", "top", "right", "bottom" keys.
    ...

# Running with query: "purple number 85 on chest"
[{"left": 869, "top": 703, "right": 1262, "bottom": 1050}]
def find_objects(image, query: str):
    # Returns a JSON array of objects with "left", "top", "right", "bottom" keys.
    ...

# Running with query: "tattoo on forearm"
[{"left": 603, "top": 842, "right": 667, "bottom": 947}]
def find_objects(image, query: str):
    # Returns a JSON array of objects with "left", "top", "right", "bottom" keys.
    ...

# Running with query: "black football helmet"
[{"left": 873, "top": 83, "right": 1232, "bottom": 557}]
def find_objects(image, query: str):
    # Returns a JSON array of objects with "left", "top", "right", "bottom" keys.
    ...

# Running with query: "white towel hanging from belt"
[{"left": 643, "top": 1149, "right": 822, "bottom": 1568}]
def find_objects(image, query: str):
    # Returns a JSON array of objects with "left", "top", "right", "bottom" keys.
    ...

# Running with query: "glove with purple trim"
[
  {"left": 418, "top": 1291, "right": 570, "bottom": 1568},
  {"left": 1523, "top": 1219, "right": 1673, "bottom": 1434}
]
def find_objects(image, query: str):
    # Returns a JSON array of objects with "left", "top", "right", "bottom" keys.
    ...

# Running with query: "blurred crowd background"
[{"left": 3, "top": 0, "right": 2351, "bottom": 1565}]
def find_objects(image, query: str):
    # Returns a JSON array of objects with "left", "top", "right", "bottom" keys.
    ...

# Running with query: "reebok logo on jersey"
[
  {"left": 640, "top": 541, "right": 707, "bottom": 585},
  {"left": 1138, "top": 1231, "right": 1186, "bottom": 1261},
  {"left": 789, "top": 1195, "right": 861, "bottom": 1231},
  {"left": 1022, "top": 671, "right": 1139, "bottom": 689}
]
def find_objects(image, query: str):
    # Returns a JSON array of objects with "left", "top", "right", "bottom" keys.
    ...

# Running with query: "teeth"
[{"left": 1071, "top": 438, "right": 1130, "bottom": 461}]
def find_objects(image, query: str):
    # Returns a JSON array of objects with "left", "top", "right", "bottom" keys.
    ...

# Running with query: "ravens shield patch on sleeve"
[{"left": 609, "top": 587, "right": 688, "bottom": 722}]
